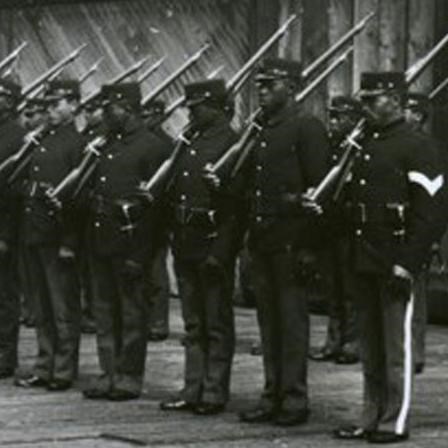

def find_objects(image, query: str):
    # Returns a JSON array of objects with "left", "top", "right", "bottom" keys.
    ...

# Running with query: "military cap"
[
  {"left": 359, "top": 72, "right": 407, "bottom": 97},
  {"left": 184, "top": 79, "right": 228, "bottom": 108},
  {"left": 101, "top": 82, "right": 141, "bottom": 111},
  {"left": 327, "top": 95, "right": 363, "bottom": 115},
  {"left": 403, "top": 92, "right": 429, "bottom": 113},
  {"left": 44, "top": 80, "right": 80, "bottom": 102},
  {"left": 141, "top": 99, "right": 165, "bottom": 117},
  {"left": 0, "top": 79, "right": 22, "bottom": 100},
  {"left": 255, "top": 58, "right": 302, "bottom": 83}
]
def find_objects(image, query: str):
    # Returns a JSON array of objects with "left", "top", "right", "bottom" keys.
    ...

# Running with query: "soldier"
[
  {"left": 206, "top": 59, "right": 330, "bottom": 425},
  {"left": 15, "top": 80, "right": 84, "bottom": 391},
  {"left": 83, "top": 83, "right": 171, "bottom": 401},
  {"left": 141, "top": 99, "right": 172, "bottom": 342},
  {"left": 159, "top": 80, "right": 239, "bottom": 415},
  {"left": 332, "top": 72, "right": 447, "bottom": 444},
  {"left": 0, "top": 79, "right": 27, "bottom": 379},
  {"left": 309, "top": 96, "right": 361, "bottom": 365},
  {"left": 403, "top": 92, "right": 439, "bottom": 375},
  {"left": 18, "top": 98, "right": 49, "bottom": 328}
]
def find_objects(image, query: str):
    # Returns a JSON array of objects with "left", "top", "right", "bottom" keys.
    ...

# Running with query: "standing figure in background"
[
  {"left": 15, "top": 81, "right": 84, "bottom": 391},
  {"left": 0, "top": 79, "right": 27, "bottom": 379},
  {"left": 83, "top": 83, "right": 171, "bottom": 401},
  {"left": 309, "top": 96, "right": 361, "bottom": 365},
  {"left": 160, "top": 80, "right": 240, "bottom": 415}
]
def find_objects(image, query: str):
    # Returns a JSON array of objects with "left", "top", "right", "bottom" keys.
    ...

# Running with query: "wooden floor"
[{"left": 2, "top": 299, "right": 448, "bottom": 447}]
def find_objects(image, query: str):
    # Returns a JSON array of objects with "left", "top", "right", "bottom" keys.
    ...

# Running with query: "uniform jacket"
[
  {"left": 243, "top": 104, "right": 329, "bottom": 253},
  {"left": 21, "top": 122, "right": 83, "bottom": 248},
  {"left": 0, "top": 117, "right": 27, "bottom": 243},
  {"left": 89, "top": 117, "right": 171, "bottom": 262},
  {"left": 168, "top": 116, "right": 240, "bottom": 262},
  {"left": 347, "top": 119, "right": 447, "bottom": 275}
]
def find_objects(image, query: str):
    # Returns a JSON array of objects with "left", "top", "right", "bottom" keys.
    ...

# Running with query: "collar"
[
  {"left": 371, "top": 118, "right": 407, "bottom": 139},
  {"left": 262, "top": 103, "right": 297, "bottom": 127}
]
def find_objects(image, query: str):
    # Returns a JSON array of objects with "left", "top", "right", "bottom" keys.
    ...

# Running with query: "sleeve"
[{"left": 397, "top": 136, "right": 448, "bottom": 275}]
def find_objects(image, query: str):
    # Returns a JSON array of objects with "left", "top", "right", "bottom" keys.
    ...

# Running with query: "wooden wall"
[{"left": 0, "top": 0, "right": 446, "bottom": 139}]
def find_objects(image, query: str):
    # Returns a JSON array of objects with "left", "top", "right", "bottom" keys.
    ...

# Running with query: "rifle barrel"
[
  {"left": 79, "top": 57, "right": 104, "bottom": 84},
  {"left": 295, "top": 46, "right": 353, "bottom": 103},
  {"left": 0, "top": 42, "right": 28, "bottom": 73},
  {"left": 137, "top": 56, "right": 165, "bottom": 84},
  {"left": 429, "top": 76, "right": 448, "bottom": 101},
  {"left": 405, "top": 31, "right": 448, "bottom": 84},
  {"left": 141, "top": 44, "right": 210, "bottom": 106},
  {"left": 226, "top": 14, "right": 297, "bottom": 93},
  {"left": 21, "top": 43, "right": 87, "bottom": 98},
  {"left": 301, "top": 11, "right": 374, "bottom": 79}
]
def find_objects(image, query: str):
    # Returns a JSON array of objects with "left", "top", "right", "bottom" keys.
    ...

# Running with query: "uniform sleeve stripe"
[{"left": 407, "top": 171, "right": 444, "bottom": 197}]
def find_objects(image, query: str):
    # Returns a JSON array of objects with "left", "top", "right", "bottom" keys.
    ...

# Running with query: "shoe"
[
  {"left": 83, "top": 386, "right": 110, "bottom": 399},
  {"left": 415, "top": 362, "right": 425, "bottom": 375},
  {"left": 367, "top": 430, "right": 409, "bottom": 444},
  {"left": 47, "top": 379, "right": 72, "bottom": 391},
  {"left": 335, "top": 351, "right": 359, "bottom": 365},
  {"left": 14, "top": 375, "right": 49, "bottom": 388},
  {"left": 308, "top": 347, "right": 335, "bottom": 362},
  {"left": 148, "top": 331, "right": 169, "bottom": 342},
  {"left": 239, "top": 407, "right": 277, "bottom": 423},
  {"left": 250, "top": 342, "right": 262, "bottom": 356},
  {"left": 160, "top": 398, "right": 196, "bottom": 411},
  {"left": 194, "top": 403, "right": 225, "bottom": 415},
  {"left": 0, "top": 368, "right": 14, "bottom": 379},
  {"left": 107, "top": 389, "right": 139, "bottom": 401},
  {"left": 333, "top": 425, "right": 370, "bottom": 440},
  {"left": 274, "top": 409, "right": 309, "bottom": 427}
]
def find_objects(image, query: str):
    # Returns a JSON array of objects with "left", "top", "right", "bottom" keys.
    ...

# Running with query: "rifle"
[
  {"left": 0, "top": 42, "right": 28, "bottom": 74},
  {"left": 429, "top": 76, "right": 448, "bottom": 101},
  {"left": 309, "top": 30, "right": 448, "bottom": 204},
  {"left": 0, "top": 125, "right": 46, "bottom": 184},
  {"left": 212, "top": 47, "right": 354, "bottom": 179},
  {"left": 79, "top": 57, "right": 104, "bottom": 84},
  {"left": 80, "top": 57, "right": 149, "bottom": 108},
  {"left": 137, "top": 56, "right": 165, "bottom": 84},
  {"left": 141, "top": 44, "right": 210, "bottom": 107}
]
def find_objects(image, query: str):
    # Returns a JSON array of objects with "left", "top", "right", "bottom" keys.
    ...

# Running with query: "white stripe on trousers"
[{"left": 395, "top": 287, "right": 415, "bottom": 435}]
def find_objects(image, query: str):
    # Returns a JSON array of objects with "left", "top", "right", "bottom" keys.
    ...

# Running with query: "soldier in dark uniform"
[
  {"left": 0, "top": 79, "right": 27, "bottom": 379},
  {"left": 141, "top": 99, "right": 172, "bottom": 342},
  {"left": 15, "top": 80, "right": 84, "bottom": 391},
  {"left": 309, "top": 96, "right": 360, "bottom": 365},
  {"left": 332, "top": 73, "right": 447, "bottom": 444},
  {"left": 18, "top": 98, "right": 49, "bottom": 328},
  {"left": 83, "top": 83, "right": 171, "bottom": 401},
  {"left": 403, "top": 92, "right": 438, "bottom": 375},
  {"left": 160, "top": 80, "right": 239, "bottom": 415},
  {"left": 205, "top": 59, "right": 329, "bottom": 425}
]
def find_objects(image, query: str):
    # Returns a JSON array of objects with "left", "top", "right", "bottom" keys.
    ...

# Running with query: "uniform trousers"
[
  {"left": 145, "top": 245, "right": 170, "bottom": 336},
  {"left": 28, "top": 245, "right": 81, "bottom": 382},
  {"left": 0, "top": 248, "right": 20, "bottom": 371},
  {"left": 90, "top": 254, "right": 148, "bottom": 394},
  {"left": 355, "top": 273, "right": 414, "bottom": 435},
  {"left": 251, "top": 248, "right": 309, "bottom": 413},
  {"left": 174, "top": 257, "right": 235, "bottom": 405}
]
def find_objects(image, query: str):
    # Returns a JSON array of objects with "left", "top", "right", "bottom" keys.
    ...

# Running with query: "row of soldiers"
[{"left": 0, "top": 51, "right": 446, "bottom": 445}]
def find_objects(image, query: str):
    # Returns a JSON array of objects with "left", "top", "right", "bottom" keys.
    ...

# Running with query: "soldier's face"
[
  {"left": 47, "top": 98, "right": 77, "bottom": 126},
  {"left": 328, "top": 112, "right": 356, "bottom": 139},
  {"left": 104, "top": 103, "right": 128, "bottom": 130},
  {"left": 84, "top": 106, "right": 104, "bottom": 127},
  {"left": 256, "top": 79, "right": 290, "bottom": 114},
  {"left": 21, "top": 109, "right": 48, "bottom": 131},
  {"left": 404, "top": 108, "right": 424, "bottom": 131},
  {"left": 188, "top": 103, "right": 217, "bottom": 129},
  {"left": 361, "top": 94, "right": 401, "bottom": 126},
  {"left": 0, "top": 94, "right": 12, "bottom": 115}
]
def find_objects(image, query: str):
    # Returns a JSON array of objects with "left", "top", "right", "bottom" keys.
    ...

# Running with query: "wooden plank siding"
[{"left": 0, "top": 0, "right": 446, "bottom": 139}]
